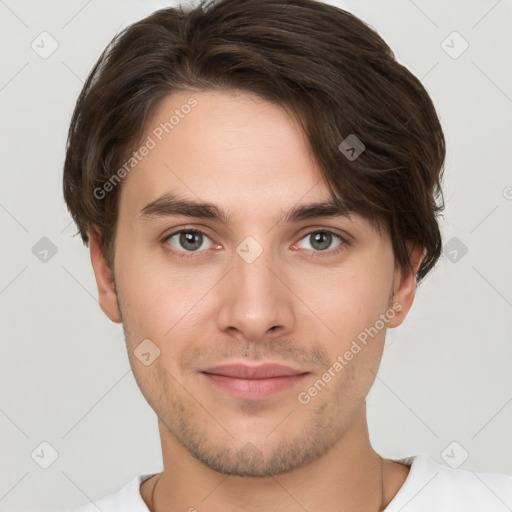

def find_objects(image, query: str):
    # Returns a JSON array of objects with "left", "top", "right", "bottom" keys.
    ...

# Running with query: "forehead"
[{"left": 120, "top": 89, "right": 332, "bottom": 212}]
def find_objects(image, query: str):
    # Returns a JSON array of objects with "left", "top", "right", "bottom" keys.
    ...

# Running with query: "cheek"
[
  {"left": 115, "top": 264, "right": 220, "bottom": 384},
  {"left": 297, "top": 263, "right": 391, "bottom": 337},
  {"left": 116, "top": 252, "right": 205, "bottom": 334},
  {"left": 295, "top": 260, "right": 392, "bottom": 386}
]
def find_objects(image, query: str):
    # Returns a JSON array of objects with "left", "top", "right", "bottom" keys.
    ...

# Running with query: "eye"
[
  {"left": 294, "top": 230, "right": 345, "bottom": 254},
  {"left": 162, "top": 228, "right": 348, "bottom": 260},
  {"left": 164, "top": 229, "right": 214, "bottom": 256}
]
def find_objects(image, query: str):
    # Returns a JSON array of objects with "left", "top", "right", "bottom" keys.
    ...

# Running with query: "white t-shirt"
[{"left": 71, "top": 454, "right": 512, "bottom": 512}]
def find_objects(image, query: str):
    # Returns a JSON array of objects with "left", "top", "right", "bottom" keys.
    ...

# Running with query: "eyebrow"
[{"left": 138, "top": 192, "right": 354, "bottom": 224}]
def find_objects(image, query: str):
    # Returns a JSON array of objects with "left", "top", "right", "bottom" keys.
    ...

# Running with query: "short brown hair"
[{"left": 63, "top": 0, "right": 445, "bottom": 284}]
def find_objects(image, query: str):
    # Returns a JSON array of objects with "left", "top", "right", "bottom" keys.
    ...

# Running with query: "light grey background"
[{"left": 1, "top": 0, "right": 511, "bottom": 510}]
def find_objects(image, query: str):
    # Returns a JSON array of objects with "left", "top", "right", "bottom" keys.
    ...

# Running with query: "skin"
[{"left": 89, "top": 89, "right": 423, "bottom": 511}]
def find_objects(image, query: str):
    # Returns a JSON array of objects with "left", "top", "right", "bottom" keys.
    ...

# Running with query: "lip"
[
  {"left": 200, "top": 363, "right": 310, "bottom": 400},
  {"left": 201, "top": 363, "right": 306, "bottom": 379}
]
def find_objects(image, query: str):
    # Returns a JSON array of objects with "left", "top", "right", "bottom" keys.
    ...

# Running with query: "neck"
[{"left": 142, "top": 407, "right": 407, "bottom": 512}]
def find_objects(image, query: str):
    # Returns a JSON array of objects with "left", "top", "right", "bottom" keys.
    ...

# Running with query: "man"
[{"left": 64, "top": 0, "right": 512, "bottom": 510}]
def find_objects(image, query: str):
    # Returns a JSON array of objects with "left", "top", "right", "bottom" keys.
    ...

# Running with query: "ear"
[
  {"left": 89, "top": 228, "right": 122, "bottom": 323},
  {"left": 387, "top": 242, "right": 424, "bottom": 328}
]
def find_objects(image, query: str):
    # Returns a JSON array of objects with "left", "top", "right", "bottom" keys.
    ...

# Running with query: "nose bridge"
[
  {"left": 235, "top": 247, "right": 276, "bottom": 299},
  {"left": 216, "top": 237, "right": 295, "bottom": 339}
]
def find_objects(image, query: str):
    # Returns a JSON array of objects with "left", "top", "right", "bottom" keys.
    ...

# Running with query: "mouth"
[{"left": 199, "top": 363, "right": 310, "bottom": 400}]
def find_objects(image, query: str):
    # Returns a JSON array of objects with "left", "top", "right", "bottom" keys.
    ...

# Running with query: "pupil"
[
  {"left": 312, "top": 232, "right": 331, "bottom": 251},
  {"left": 180, "top": 232, "right": 202, "bottom": 251}
]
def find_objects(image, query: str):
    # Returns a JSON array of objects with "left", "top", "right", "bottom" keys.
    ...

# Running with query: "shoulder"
[
  {"left": 386, "top": 454, "right": 512, "bottom": 512},
  {"left": 70, "top": 473, "right": 157, "bottom": 512}
]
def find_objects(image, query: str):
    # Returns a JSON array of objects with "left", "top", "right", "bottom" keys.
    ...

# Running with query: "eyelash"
[{"left": 162, "top": 228, "right": 349, "bottom": 260}]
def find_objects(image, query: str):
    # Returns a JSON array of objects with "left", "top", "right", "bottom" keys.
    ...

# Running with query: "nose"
[{"left": 215, "top": 243, "right": 296, "bottom": 343}]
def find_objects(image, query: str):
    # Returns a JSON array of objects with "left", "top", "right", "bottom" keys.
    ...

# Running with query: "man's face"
[{"left": 98, "top": 89, "right": 406, "bottom": 476}]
